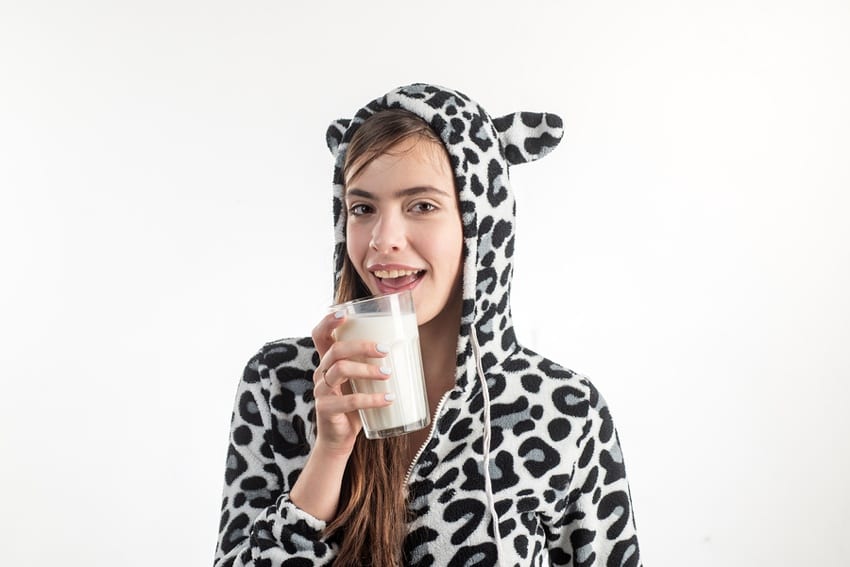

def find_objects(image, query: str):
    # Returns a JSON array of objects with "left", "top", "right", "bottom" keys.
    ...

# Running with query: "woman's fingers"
[
  {"left": 311, "top": 310, "right": 346, "bottom": 357},
  {"left": 315, "top": 391, "right": 395, "bottom": 415},
  {"left": 314, "top": 340, "right": 388, "bottom": 385},
  {"left": 321, "top": 359, "right": 390, "bottom": 390}
]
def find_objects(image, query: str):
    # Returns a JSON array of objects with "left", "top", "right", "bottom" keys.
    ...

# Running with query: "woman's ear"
[{"left": 492, "top": 112, "right": 564, "bottom": 166}]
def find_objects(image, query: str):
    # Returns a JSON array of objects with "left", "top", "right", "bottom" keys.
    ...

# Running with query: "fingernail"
[
  {"left": 379, "top": 366, "right": 391, "bottom": 375},
  {"left": 334, "top": 310, "right": 345, "bottom": 319},
  {"left": 376, "top": 343, "right": 390, "bottom": 353},
  {"left": 384, "top": 393, "right": 396, "bottom": 401}
]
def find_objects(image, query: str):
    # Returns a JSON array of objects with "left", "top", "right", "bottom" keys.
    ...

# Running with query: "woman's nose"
[{"left": 369, "top": 214, "right": 406, "bottom": 253}]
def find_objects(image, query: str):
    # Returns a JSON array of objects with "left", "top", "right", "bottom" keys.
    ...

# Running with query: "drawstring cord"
[{"left": 470, "top": 327, "right": 505, "bottom": 566}]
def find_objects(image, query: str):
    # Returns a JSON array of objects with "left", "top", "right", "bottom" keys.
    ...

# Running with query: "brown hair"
[{"left": 324, "top": 109, "right": 446, "bottom": 566}]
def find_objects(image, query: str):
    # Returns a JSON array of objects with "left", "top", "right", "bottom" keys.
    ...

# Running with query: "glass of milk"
[{"left": 332, "top": 290, "right": 430, "bottom": 439}]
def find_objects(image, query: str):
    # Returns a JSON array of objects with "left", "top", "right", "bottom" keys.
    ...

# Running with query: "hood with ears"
[{"left": 325, "top": 83, "right": 563, "bottom": 389}]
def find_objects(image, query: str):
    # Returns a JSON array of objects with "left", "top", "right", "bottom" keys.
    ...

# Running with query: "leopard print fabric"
[{"left": 214, "top": 84, "right": 641, "bottom": 566}]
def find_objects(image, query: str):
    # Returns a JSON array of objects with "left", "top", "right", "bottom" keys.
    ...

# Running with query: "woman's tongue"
[{"left": 379, "top": 272, "right": 420, "bottom": 290}]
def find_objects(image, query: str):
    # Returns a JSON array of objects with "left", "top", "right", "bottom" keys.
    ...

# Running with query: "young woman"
[{"left": 214, "top": 84, "right": 641, "bottom": 567}]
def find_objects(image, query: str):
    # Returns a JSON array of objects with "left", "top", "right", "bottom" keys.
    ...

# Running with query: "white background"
[{"left": 2, "top": 1, "right": 849, "bottom": 565}]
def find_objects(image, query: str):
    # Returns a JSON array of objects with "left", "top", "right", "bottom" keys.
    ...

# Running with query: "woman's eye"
[
  {"left": 349, "top": 204, "right": 372, "bottom": 216},
  {"left": 411, "top": 202, "right": 437, "bottom": 214}
]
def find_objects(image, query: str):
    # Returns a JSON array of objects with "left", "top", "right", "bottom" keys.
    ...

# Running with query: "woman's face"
[{"left": 344, "top": 137, "right": 463, "bottom": 327}]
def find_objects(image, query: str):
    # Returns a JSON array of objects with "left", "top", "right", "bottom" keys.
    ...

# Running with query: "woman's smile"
[{"left": 368, "top": 263, "right": 426, "bottom": 294}]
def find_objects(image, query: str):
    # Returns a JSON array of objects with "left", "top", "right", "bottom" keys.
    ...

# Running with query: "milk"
[{"left": 335, "top": 311, "right": 429, "bottom": 438}]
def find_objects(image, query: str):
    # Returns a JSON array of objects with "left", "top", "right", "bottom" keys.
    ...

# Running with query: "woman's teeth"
[{"left": 374, "top": 269, "right": 421, "bottom": 279}]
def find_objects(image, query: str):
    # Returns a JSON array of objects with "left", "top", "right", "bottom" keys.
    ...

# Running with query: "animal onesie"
[{"left": 214, "top": 83, "right": 642, "bottom": 566}]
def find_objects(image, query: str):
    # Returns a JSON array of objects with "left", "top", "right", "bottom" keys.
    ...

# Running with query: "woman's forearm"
[{"left": 289, "top": 442, "right": 352, "bottom": 522}]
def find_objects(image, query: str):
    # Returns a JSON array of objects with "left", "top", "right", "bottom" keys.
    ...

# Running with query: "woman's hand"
[
  {"left": 310, "top": 310, "right": 393, "bottom": 457},
  {"left": 290, "top": 310, "right": 394, "bottom": 521}
]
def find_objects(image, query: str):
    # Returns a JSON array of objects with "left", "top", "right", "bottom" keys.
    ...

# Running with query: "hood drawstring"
[{"left": 470, "top": 327, "right": 505, "bottom": 566}]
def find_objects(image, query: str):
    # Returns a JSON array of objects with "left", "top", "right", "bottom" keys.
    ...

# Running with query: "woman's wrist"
[
  {"left": 289, "top": 440, "right": 353, "bottom": 522},
  {"left": 313, "top": 436, "right": 357, "bottom": 461}
]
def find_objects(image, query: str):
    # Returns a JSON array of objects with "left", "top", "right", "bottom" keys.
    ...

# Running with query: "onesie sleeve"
[
  {"left": 548, "top": 379, "right": 642, "bottom": 567},
  {"left": 213, "top": 346, "right": 339, "bottom": 566}
]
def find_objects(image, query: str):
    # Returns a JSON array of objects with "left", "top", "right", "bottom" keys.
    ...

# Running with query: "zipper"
[{"left": 404, "top": 389, "right": 453, "bottom": 485}]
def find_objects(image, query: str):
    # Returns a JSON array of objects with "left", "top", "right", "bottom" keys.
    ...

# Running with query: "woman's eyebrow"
[{"left": 345, "top": 186, "right": 452, "bottom": 200}]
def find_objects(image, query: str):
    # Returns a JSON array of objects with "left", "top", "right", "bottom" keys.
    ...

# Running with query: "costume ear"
[
  {"left": 492, "top": 112, "right": 563, "bottom": 166},
  {"left": 326, "top": 119, "right": 351, "bottom": 156}
]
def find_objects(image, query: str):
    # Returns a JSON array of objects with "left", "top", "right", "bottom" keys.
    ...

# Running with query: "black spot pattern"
[
  {"left": 221, "top": 512, "right": 250, "bottom": 554},
  {"left": 599, "top": 490, "right": 631, "bottom": 540},
  {"left": 486, "top": 159, "right": 507, "bottom": 207},
  {"left": 233, "top": 425, "right": 252, "bottom": 446},
  {"left": 600, "top": 448, "right": 627, "bottom": 485},
  {"left": 490, "top": 451, "right": 521, "bottom": 493},
  {"left": 444, "top": 498, "right": 487, "bottom": 545},
  {"left": 224, "top": 444, "right": 248, "bottom": 485},
  {"left": 525, "top": 132, "right": 560, "bottom": 156},
  {"left": 608, "top": 535, "right": 641, "bottom": 567},
  {"left": 553, "top": 385, "right": 590, "bottom": 418},
  {"left": 519, "top": 437, "right": 561, "bottom": 477}
]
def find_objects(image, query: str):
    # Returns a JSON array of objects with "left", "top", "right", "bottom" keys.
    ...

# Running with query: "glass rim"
[{"left": 329, "top": 289, "right": 413, "bottom": 311}]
